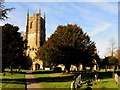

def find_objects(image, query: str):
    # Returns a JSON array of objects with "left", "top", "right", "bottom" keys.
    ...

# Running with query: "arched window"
[{"left": 30, "top": 21, "right": 33, "bottom": 29}]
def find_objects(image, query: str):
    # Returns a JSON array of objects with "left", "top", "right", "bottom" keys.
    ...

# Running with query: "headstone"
[
  {"left": 114, "top": 74, "right": 118, "bottom": 84},
  {"left": 95, "top": 75, "right": 97, "bottom": 81},
  {"left": 71, "top": 81, "right": 75, "bottom": 90},
  {"left": 118, "top": 77, "right": 120, "bottom": 84},
  {"left": 94, "top": 65, "right": 97, "bottom": 71},
  {"left": 79, "top": 64, "right": 83, "bottom": 71},
  {"left": 75, "top": 75, "right": 81, "bottom": 88},
  {"left": 45, "top": 67, "right": 50, "bottom": 70}
]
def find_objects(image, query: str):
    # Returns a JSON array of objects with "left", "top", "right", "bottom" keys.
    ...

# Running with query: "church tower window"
[{"left": 30, "top": 21, "right": 33, "bottom": 29}]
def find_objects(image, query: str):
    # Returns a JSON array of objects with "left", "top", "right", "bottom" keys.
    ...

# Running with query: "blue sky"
[{"left": 1, "top": 0, "right": 119, "bottom": 58}]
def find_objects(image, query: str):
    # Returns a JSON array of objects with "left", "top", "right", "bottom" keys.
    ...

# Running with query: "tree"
[
  {"left": 101, "top": 56, "right": 118, "bottom": 71},
  {"left": 36, "top": 24, "right": 98, "bottom": 73},
  {"left": 108, "top": 37, "right": 116, "bottom": 56},
  {"left": 0, "top": 0, "right": 14, "bottom": 20},
  {"left": 114, "top": 48, "right": 120, "bottom": 65},
  {"left": 2, "top": 23, "right": 27, "bottom": 72},
  {"left": 108, "top": 56, "right": 118, "bottom": 66},
  {"left": 102, "top": 57, "right": 109, "bottom": 72}
]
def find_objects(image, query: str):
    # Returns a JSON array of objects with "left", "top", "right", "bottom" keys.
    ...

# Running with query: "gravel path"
[{"left": 25, "top": 71, "right": 43, "bottom": 90}]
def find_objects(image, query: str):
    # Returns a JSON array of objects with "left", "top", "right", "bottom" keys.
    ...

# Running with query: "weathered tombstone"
[
  {"left": 77, "top": 75, "right": 82, "bottom": 88},
  {"left": 79, "top": 64, "right": 83, "bottom": 71},
  {"left": 71, "top": 65, "right": 77, "bottom": 71},
  {"left": 95, "top": 75, "right": 97, "bottom": 81},
  {"left": 75, "top": 75, "right": 82, "bottom": 88},
  {"left": 71, "top": 74, "right": 82, "bottom": 90},
  {"left": 114, "top": 74, "right": 118, "bottom": 84},
  {"left": 45, "top": 67, "right": 50, "bottom": 70},
  {"left": 95, "top": 73, "right": 99, "bottom": 81},
  {"left": 118, "top": 77, "right": 120, "bottom": 84},
  {"left": 94, "top": 65, "right": 97, "bottom": 71},
  {"left": 71, "top": 81, "right": 75, "bottom": 90}
]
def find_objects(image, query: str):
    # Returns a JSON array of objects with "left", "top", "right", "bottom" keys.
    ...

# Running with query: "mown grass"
[
  {"left": 33, "top": 70, "right": 75, "bottom": 88},
  {"left": 33, "top": 70, "right": 120, "bottom": 89},
  {"left": 80, "top": 71, "right": 120, "bottom": 90},
  {"left": 80, "top": 78, "right": 119, "bottom": 90},
  {"left": 1, "top": 69, "right": 26, "bottom": 89}
]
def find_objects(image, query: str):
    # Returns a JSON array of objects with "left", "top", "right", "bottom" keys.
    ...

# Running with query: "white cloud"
[
  {"left": 95, "top": 40, "right": 109, "bottom": 58},
  {"left": 89, "top": 23, "right": 112, "bottom": 36},
  {"left": 92, "top": 2, "right": 118, "bottom": 15}
]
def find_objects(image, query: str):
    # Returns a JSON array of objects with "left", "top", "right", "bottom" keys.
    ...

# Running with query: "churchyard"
[{"left": 1, "top": 69, "right": 120, "bottom": 89}]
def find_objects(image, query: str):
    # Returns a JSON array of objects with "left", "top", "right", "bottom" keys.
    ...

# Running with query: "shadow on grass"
[
  {"left": 35, "top": 75, "right": 74, "bottom": 82},
  {"left": 4, "top": 70, "right": 27, "bottom": 74},
  {"left": 31, "top": 70, "right": 118, "bottom": 83},
  {"left": 2, "top": 78, "right": 26, "bottom": 84},
  {"left": 84, "top": 87, "right": 92, "bottom": 90},
  {"left": 97, "top": 72, "right": 113, "bottom": 79},
  {"left": 2, "top": 71, "right": 26, "bottom": 86},
  {"left": 77, "top": 71, "right": 115, "bottom": 80},
  {"left": 32, "top": 70, "right": 61, "bottom": 74}
]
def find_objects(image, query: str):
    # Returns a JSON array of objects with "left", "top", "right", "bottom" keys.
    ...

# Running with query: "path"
[{"left": 25, "top": 71, "right": 42, "bottom": 90}]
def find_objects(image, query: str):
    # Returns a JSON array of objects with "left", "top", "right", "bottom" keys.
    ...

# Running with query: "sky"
[{"left": 0, "top": 0, "right": 119, "bottom": 58}]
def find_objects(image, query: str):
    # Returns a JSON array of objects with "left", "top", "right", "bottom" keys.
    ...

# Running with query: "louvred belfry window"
[{"left": 30, "top": 21, "right": 33, "bottom": 29}]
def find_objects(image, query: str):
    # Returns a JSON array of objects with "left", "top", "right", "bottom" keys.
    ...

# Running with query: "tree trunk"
[
  {"left": 83, "top": 65, "right": 86, "bottom": 72},
  {"left": 105, "top": 65, "right": 107, "bottom": 72},
  {"left": 2, "top": 68, "right": 5, "bottom": 73},
  {"left": 2, "top": 68, "right": 6, "bottom": 76},
  {"left": 114, "top": 65, "right": 118, "bottom": 72},
  {"left": 65, "top": 64, "right": 71, "bottom": 73},
  {"left": 90, "top": 67, "right": 94, "bottom": 72},
  {"left": 76, "top": 64, "right": 79, "bottom": 71},
  {"left": 10, "top": 65, "right": 13, "bottom": 74}
]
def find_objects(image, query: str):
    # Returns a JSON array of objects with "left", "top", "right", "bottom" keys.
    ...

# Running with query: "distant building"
[{"left": 25, "top": 9, "right": 46, "bottom": 70}]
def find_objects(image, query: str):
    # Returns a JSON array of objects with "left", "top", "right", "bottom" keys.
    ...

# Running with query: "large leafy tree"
[
  {"left": 99, "top": 56, "right": 118, "bottom": 71},
  {"left": 36, "top": 24, "right": 98, "bottom": 73},
  {"left": 108, "top": 56, "right": 118, "bottom": 66},
  {"left": 2, "top": 23, "right": 27, "bottom": 72}
]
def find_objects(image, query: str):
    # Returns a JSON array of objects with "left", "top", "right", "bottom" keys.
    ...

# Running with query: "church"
[{"left": 25, "top": 9, "right": 46, "bottom": 70}]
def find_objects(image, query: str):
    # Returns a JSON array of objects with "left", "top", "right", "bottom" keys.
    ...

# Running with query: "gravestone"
[
  {"left": 79, "top": 64, "right": 83, "bottom": 71},
  {"left": 75, "top": 75, "right": 82, "bottom": 88},
  {"left": 71, "top": 74, "right": 82, "bottom": 90},
  {"left": 71, "top": 81, "right": 75, "bottom": 90},
  {"left": 114, "top": 74, "right": 118, "bottom": 83},
  {"left": 95, "top": 75, "right": 97, "bottom": 81},
  {"left": 114, "top": 73, "right": 120, "bottom": 84},
  {"left": 45, "top": 67, "right": 50, "bottom": 70},
  {"left": 118, "top": 77, "right": 120, "bottom": 84},
  {"left": 94, "top": 65, "right": 97, "bottom": 71}
]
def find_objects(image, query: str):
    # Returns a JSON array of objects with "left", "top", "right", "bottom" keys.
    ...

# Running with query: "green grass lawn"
[
  {"left": 2, "top": 69, "right": 119, "bottom": 89},
  {"left": 1, "top": 70, "right": 26, "bottom": 89},
  {"left": 33, "top": 70, "right": 75, "bottom": 88},
  {"left": 80, "top": 78, "right": 119, "bottom": 90},
  {"left": 80, "top": 71, "right": 120, "bottom": 90},
  {"left": 33, "top": 70, "right": 120, "bottom": 89}
]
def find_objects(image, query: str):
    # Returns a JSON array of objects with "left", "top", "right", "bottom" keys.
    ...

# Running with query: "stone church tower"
[{"left": 25, "top": 9, "right": 46, "bottom": 70}]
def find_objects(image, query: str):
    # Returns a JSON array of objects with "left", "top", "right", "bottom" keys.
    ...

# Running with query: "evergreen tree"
[
  {"left": 2, "top": 23, "right": 27, "bottom": 72},
  {"left": 36, "top": 24, "right": 98, "bottom": 73},
  {"left": 0, "top": 0, "right": 14, "bottom": 20}
]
